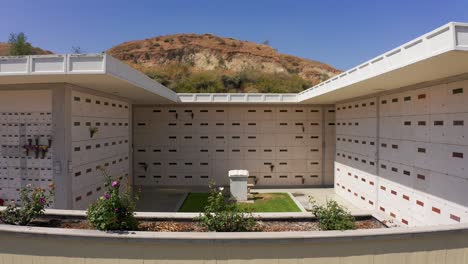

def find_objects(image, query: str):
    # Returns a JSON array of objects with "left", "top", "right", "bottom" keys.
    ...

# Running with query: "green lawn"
[
  {"left": 178, "top": 193, "right": 211, "bottom": 212},
  {"left": 238, "top": 193, "right": 301, "bottom": 212},
  {"left": 178, "top": 192, "right": 301, "bottom": 212}
]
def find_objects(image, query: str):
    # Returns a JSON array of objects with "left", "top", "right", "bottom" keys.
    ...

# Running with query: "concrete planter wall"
[{"left": 0, "top": 222, "right": 467, "bottom": 263}]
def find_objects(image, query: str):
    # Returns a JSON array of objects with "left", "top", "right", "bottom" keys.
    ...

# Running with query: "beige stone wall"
[
  {"left": 70, "top": 89, "right": 131, "bottom": 209},
  {"left": 335, "top": 78, "right": 468, "bottom": 226},
  {"left": 335, "top": 97, "right": 379, "bottom": 212},
  {"left": 133, "top": 105, "right": 335, "bottom": 187},
  {"left": 0, "top": 89, "right": 54, "bottom": 205},
  {"left": 323, "top": 106, "right": 336, "bottom": 186},
  {"left": 0, "top": 226, "right": 467, "bottom": 263}
]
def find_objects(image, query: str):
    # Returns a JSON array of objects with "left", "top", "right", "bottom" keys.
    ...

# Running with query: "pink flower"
[
  {"left": 104, "top": 193, "right": 110, "bottom": 199},
  {"left": 39, "top": 198, "right": 46, "bottom": 205},
  {"left": 111, "top": 181, "right": 119, "bottom": 188},
  {"left": 114, "top": 208, "right": 119, "bottom": 212}
]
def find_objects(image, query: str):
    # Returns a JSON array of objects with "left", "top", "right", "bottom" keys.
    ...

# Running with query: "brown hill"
[
  {"left": 107, "top": 34, "right": 340, "bottom": 93},
  {"left": 0, "top": 42, "right": 53, "bottom": 56}
]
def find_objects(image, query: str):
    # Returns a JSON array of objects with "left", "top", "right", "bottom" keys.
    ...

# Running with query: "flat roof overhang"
[
  {"left": 298, "top": 22, "right": 468, "bottom": 104},
  {"left": 0, "top": 54, "right": 179, "bottom": 104},
  {"left": 299, "top": 50, "right": 468, "bottom": 104},
  {"left": 0, "top": 22, "right": 467, "bottom": 105}
]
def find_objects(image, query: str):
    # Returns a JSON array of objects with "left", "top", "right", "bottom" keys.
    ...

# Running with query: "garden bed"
[
  {"left": 0, "top": 180, "right": 384, "bottom": 233},
  {"left": 3, "top": 215, "right": 386, "bottom": 232},
  {"left": 179, "top": 192, "right": 302, "bottom": 212}
]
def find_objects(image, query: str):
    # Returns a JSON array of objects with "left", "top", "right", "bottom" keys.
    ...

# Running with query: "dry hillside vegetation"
[{"left": 107, "top": 34, "right": 340, "bottom": 93}]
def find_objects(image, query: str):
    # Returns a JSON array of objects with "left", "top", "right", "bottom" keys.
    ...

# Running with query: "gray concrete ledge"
[
  {"left": 1, "top": 207, "right": 467, "bottom": 244},
  {"left": 286, "top": 192, "right": 307, "bottom": 212},
  {"left": 0, "top": 222, "right": 467, "bottom": 244},
  {"left": 0, "top": 207, "right": 371, "bottom": 220},
  {"left": 173, "top": 192, "right": 189, "bottom": 212}
]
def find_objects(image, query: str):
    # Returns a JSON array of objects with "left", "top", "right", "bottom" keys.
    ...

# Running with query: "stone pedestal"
[{"left": 228, "top": 170, "right": 249, "bottom": 202}]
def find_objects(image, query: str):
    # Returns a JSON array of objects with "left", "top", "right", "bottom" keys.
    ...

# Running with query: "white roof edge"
[
  {"left": 104, "top": 55, "right": 179, "bottom": 102},
  {"left": 0, "top": 53, "right": 107, "bottom": 76},
  {"left": 0, "top": 53, "right": 179, "bottom": 103},
  {"left": 177, "top": 93, "right": 298, "bottom": 104},
  {"left": 297, "top": 21, "right": 468, "bottom": 102}
]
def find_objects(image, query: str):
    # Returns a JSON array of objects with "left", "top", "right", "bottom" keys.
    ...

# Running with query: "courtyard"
[
  {"left": 136, "top": 186, "right": 368, "bottom": 215},
  {"left": 0, "top": 18, "right": 468, "bottom": 263}
]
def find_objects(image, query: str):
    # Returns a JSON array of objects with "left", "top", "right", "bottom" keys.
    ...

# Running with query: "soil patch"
[{"left": 2, "top": 217, "right": 386, "bottom": 232}]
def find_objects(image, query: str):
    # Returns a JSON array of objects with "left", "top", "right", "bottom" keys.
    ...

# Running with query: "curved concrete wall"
[{"left": 0, "top": 223, "right": 467, "bottom": 263}]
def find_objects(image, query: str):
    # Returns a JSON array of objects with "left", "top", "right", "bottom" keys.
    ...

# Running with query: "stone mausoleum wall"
[
  {"left": 70, "top": 88, "right": 131, "bottom": 209},
  {"left": 133, "top": 105, "right": 335, "bottom": 187},
  {"left": 335, "top": 78, "right": 468, "bottom": 226},
  {"left": 0, "top": 89, "right": 54, "bottom": 205}
]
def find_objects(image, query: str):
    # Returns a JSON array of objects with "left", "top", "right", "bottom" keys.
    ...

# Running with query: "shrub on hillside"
[
  {"left": 0, "top": 184, "right": 54, "bottom": 226},
  {"left": 144, "top": 65, "right": 312, "bottom": 93},
  {"left": 198, "top": 182, "right": 256, "bottom": 232},
  {"left": 309, "top": 198, "right": 356, "bottom": 231},
  {"left": 175, "top": 71, "right": 225, "bottom": 93},
  {"left": 221, "top": 74, "right": 242, "bottom": 90},
  {"left": 87, "top": 169, "right": 138, "bottom": 231},
  {"left": 254, "top": 72, "right": 311, "bottom": 93},
  {"left": 144, "top": 64, "right": 191, "bottom": 88}
]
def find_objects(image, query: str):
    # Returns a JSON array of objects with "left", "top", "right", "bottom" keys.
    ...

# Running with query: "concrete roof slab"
[{"left": 0, "top": 54, "right": 179, "bottom": 104}]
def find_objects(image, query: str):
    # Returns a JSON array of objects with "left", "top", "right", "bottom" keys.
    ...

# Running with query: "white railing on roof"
[
  {"left": 0, "top": 53, "right": 180, "bottom": 103},
  {"left": 0, "top": 54, "right": 106, "bottom": 75},
  {"left": 298, "top": 22, "right": 468, "bottom": 102},
  {"left": 177, "top": 93, "right": 298, "bottom": 103}
]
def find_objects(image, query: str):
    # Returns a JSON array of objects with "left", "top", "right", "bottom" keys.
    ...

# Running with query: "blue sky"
[{"left": 1, "top": 0, "right": 467, "bottom": 70}]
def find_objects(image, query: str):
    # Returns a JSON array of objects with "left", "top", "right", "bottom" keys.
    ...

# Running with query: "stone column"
[{"left": 228, "top": 170, "right": 249, "bottom": 202}]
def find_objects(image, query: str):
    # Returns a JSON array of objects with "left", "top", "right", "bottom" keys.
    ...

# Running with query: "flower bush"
[
  {"left": 86, "top": 169, "right": 139, "bottom": 231},
  {"left": 0, "top": 184, "right": 54, "bottom": 226},
  {"left": 309, "top": 197, "right": 356, "bottom": 231},
  {"left": 198, "top": 181, "right": 256, "bottom": 232}
]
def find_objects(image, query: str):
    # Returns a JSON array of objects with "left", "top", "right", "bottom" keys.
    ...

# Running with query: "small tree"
[
  {"left": 0, "top": 184, "right": 54, "bottom": 226},
  {"left": 309, "top": 198, "right": 356, "bottom": 231},
  {"left": 86, "top": 169, "right": 139, "bottom": 231},
  {"left": 198, "top": 181, "right": 256, "bottom": 232},
  {"left": 8, "top": 32, "right": 33, "bottom": 56}
]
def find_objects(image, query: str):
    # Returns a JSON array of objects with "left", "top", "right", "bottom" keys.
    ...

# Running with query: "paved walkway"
[{"left": 136, "top": 186, "right": 206, "bottom": 212}]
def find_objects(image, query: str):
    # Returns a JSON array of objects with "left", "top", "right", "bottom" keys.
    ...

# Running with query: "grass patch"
[
  {"left": 178, "top": 192, "right": 301, "bottom": 212},
  {"left": 238, "top": 193, "right": 301, "bottom": 212},
  {"left": 178, "top": 193, "right": 210, "bottom": 212}
]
